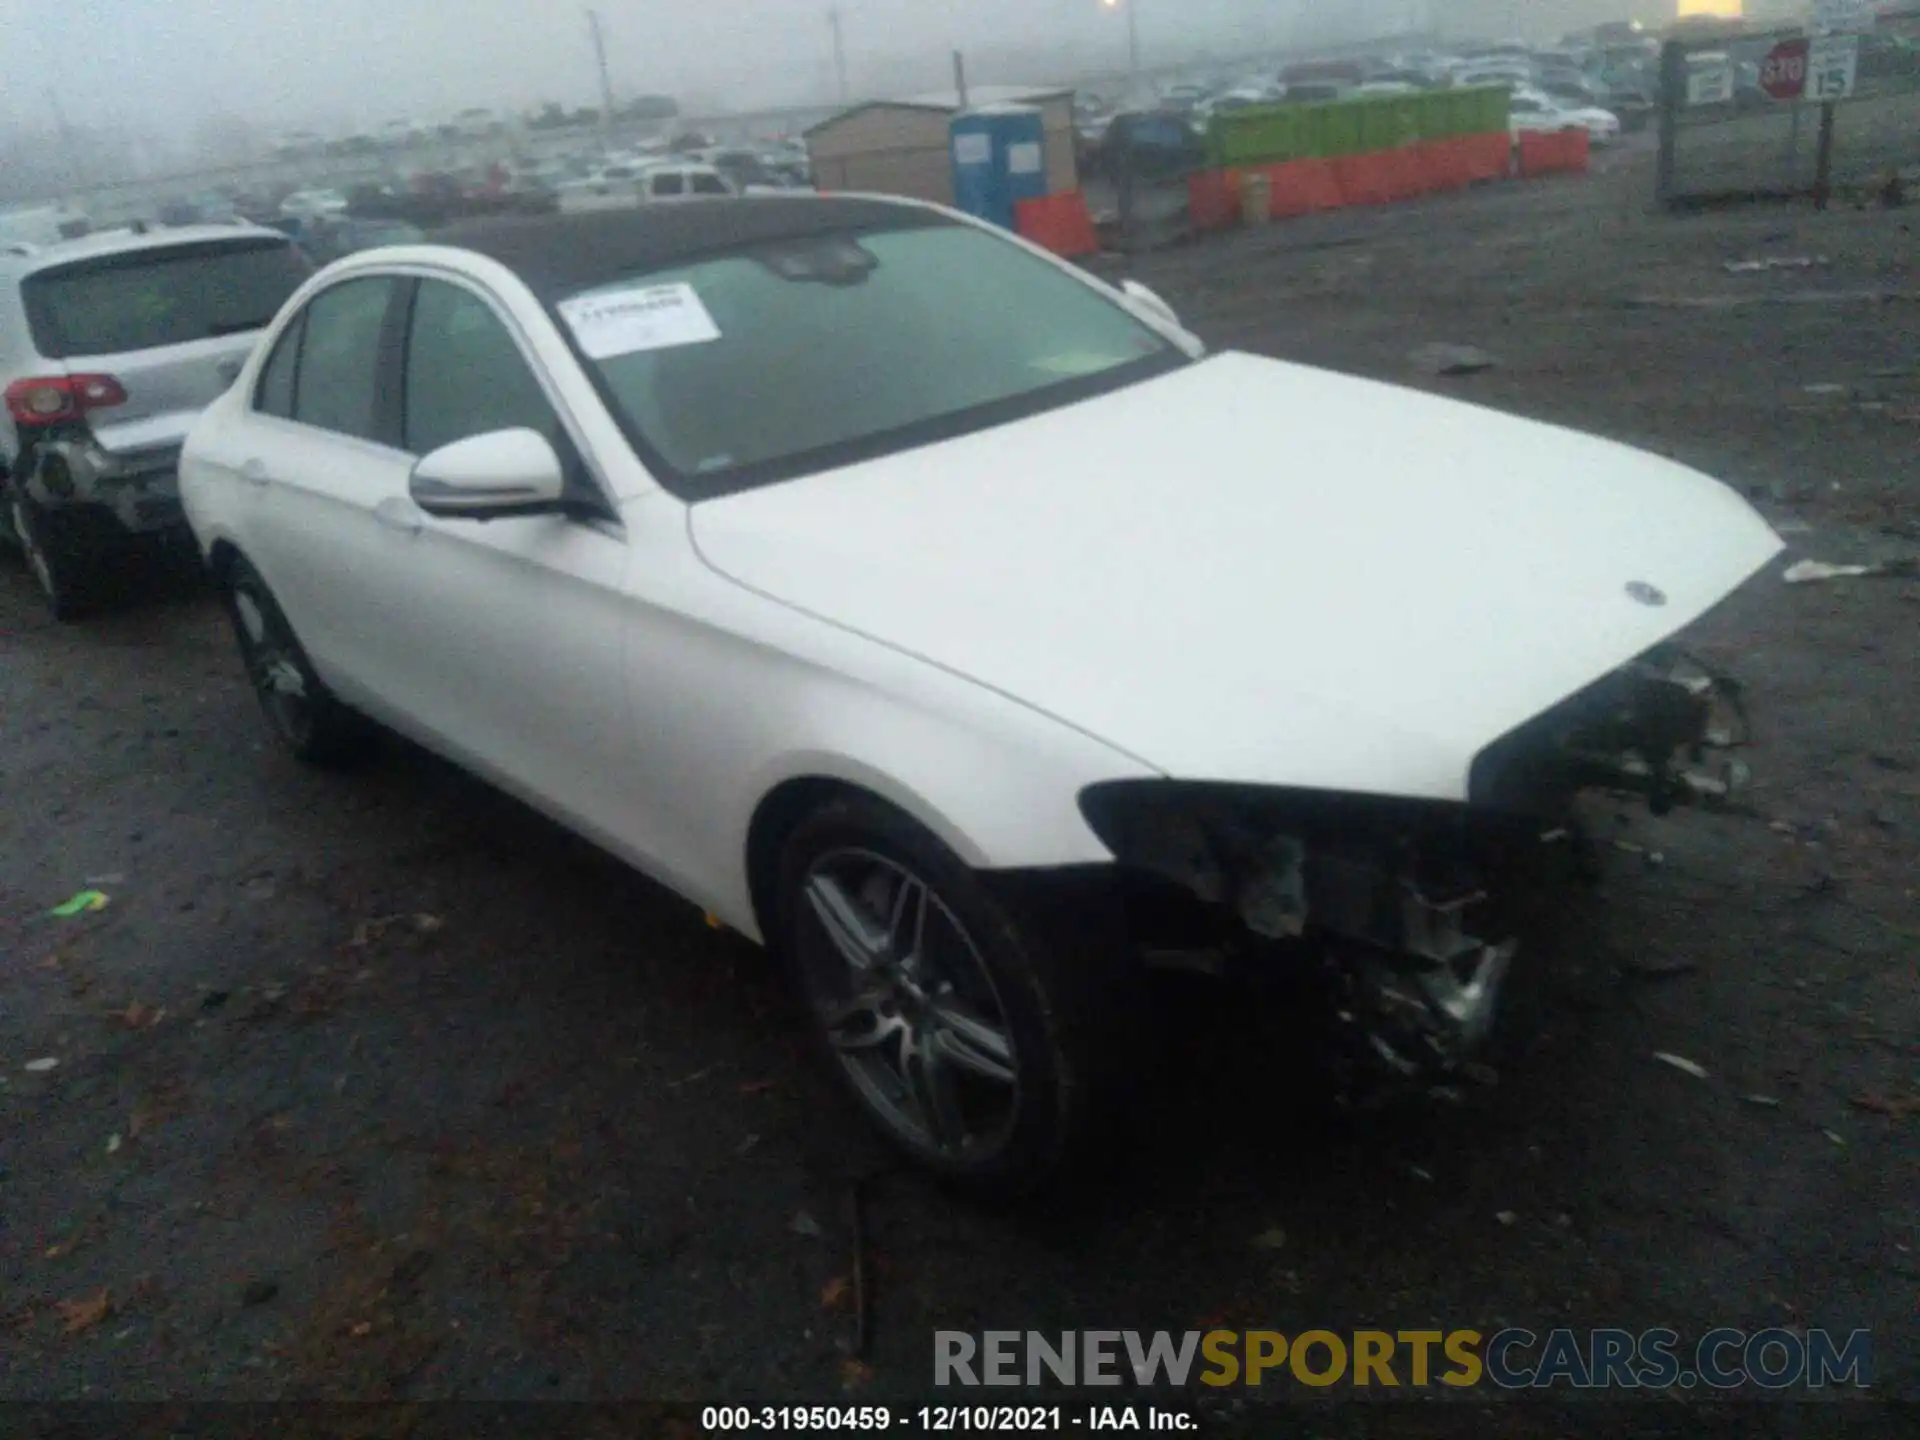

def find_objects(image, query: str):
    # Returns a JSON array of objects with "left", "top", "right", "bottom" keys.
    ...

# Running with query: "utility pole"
[
  {"left": 828, "top": 7, "right": 849, "bottom": 104},
  {"left": 46, "top": 88, "right": 89, "bottom": 188},
  {"left": 952, "top": 49, "right": 969, "bottom": 110},
  {"left": 1103, "top": 0, "right": 1141, "bottom": 81},
  {"left": 587, "top": 9, "right": 617, "bottom": 133}
]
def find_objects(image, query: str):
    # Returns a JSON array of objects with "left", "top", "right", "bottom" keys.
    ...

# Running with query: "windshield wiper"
[{"left": 208, "top": 318, "right": 273, "bottom": 337}]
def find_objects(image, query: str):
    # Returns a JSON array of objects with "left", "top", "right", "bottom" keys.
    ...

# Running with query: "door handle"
[
  {"left": 373, "top": 496, "right": 424, "bottom": 537},
  {"left": 240, "top": 458, "right": 271, "bottom": 489}
]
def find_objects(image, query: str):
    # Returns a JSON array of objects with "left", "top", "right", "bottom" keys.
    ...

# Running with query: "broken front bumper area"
[
  {"left": 1470, "top": 645, "right": 1753, "bottom": 816},
  {"left": 1079, "top": 648, "right": 1752, "bottom": 1095}
]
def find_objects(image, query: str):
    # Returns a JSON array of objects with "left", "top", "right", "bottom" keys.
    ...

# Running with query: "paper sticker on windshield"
[{"left": 558, "top": 283, "right": 720, "bottom": 360}]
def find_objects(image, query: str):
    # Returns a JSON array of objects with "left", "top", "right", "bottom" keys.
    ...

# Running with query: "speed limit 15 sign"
[
  {"left": 1762, "top": 38, "right": 1810, "bottom": 101},
  {"left": 1809, "top": 33, "right": 1861, "bottom": 101}
]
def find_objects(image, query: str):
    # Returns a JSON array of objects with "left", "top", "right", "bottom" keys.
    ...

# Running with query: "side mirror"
[
  {"left": 1120, "top": 278, "right": 1182, "bottom": 330},
  {"left": 409, "top": 428, "right": 566, "bottom": 519}
]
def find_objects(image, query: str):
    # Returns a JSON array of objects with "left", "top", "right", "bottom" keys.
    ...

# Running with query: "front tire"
[
  {"left": 774, "top": 795, "right": 1143, "bottom": 1196},
  {"left": 221, "top": 556, "right": 373, "bottom": 766}
]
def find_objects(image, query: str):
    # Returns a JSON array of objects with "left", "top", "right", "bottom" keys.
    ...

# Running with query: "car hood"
[{"left": 690, "top": 352, "right": 1783, "bottom": 802}]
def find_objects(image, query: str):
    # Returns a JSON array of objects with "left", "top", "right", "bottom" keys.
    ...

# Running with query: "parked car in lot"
[
  {"left": 1597, "top": 83, "right": 1657, "bottom": 133},
  {"left": 1454, "top": 63, "right": 1534, "bottom": 90},
  {"left": 1353, "top": 80, "right": 1421, "bottom": 99},
  {"left": 1156, "top": 82, "right": 1212, "bottom": 115},
  {"left": 156, "top": 192, "right": 241, "bottom": 227},
  {"left": 1510, "top": 89, "right": 1621, "bottom": 147},
  {"left": 1087, "top": 111, "right": 1206, "bottom": 181},
  {"left": 303, "top": 217, "right": 429, "bottom": 264},
  {"left": 2, "top": 224, "right": 310, "bottom": 616},
  {"left": 698, "top": 148, "right": 801, "bottom": 193},
  {"left": 279, "top": 188, "right": 350, "bottom": 221},
  {"left": 640, "top": 163, "right": 735, "bottom": 200},
  {"left": 1, "top": 202, "right": 91, "bottom": 250},
  {"left": 1281, "top": 81, "right": 1351, "bottom": 104},
  {"left": 556, "top": 165, "right": 646, "bottom": 214},
  {"left": 178, "top": 199, "right": 1780, "bottom": 1191},
  {"left": 558, "top": 162, "right": 736, "bottom": 212}
]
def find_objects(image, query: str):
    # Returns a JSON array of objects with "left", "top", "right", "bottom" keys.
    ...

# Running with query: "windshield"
[
  {"left": 23, "top": 239, "right": 311, "bottom": 357},
  {"left": 563, "top": 220, "right": 1180, "bottom": 496}
]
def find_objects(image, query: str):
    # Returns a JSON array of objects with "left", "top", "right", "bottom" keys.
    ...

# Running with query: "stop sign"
[{"left": 1762, "top": 38, "right": 1811, "bottom": 100}]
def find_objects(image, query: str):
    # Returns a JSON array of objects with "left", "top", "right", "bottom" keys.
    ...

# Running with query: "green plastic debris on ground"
[{"left": 49, "top": 890, "right": 110, "bottom": 918}]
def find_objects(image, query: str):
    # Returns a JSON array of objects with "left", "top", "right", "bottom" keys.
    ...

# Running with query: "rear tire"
[
  {"left": 7, "top": 488, "right": 112, "bottom": 622},
  {"left": 773, "top": 793, "right": 1145, "bottom": 1197},
  {"left": 221, "top": 556, "right": 374, "bottom": 766}
]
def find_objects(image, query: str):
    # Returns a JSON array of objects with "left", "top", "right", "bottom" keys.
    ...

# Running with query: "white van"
[{"left": 556, "top": 162, "right": 735, "bottom": 214}]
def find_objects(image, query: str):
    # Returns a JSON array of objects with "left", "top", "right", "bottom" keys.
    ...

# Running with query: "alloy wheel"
[
  {"left": 231, "top": 586, "right": 314, "bottom": 747},
  {"left": 797, "top": 848, "right": 1021, "bottom": 1160}
]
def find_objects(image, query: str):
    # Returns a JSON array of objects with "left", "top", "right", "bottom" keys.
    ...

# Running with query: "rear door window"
[
  {"left": 21, "top": 239, "right": 312, "bottom": 357},
  {"left": 651, "top": 172, "right": 686, "bottom": 197},
  {"left": 290, "top": 277, "right": 401, "bottom": 442}
]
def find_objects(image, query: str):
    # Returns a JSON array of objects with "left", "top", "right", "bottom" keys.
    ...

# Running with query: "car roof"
[
  {"left": 2, "top": 222, "right": 288, "bottom": 279},
  {"left": 431, "top": 196, "right": 939, "bottom": 296}
]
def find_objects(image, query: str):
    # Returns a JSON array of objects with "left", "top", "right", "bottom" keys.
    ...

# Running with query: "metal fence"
[{"left": 1657, "top": 7, "right": 1920, "bottom": 208}]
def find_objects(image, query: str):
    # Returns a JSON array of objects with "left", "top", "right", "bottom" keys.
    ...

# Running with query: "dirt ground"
[{"left": 2, "top": 144, "right": 1917, "bottom": 1429}]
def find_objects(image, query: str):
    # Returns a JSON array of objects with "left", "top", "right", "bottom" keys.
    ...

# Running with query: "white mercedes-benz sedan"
[{"left": 181, "top": 197, "right": 1782, "bottom": 1191}]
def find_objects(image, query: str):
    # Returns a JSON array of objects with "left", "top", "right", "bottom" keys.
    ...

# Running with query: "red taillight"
[{"left": 4, "top": 373, "right": 128, "bottom": 426}]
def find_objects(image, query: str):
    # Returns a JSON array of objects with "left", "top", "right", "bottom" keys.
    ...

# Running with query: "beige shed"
[{"left": 805, "top": 85, "right": 1079, "bottom": 206}]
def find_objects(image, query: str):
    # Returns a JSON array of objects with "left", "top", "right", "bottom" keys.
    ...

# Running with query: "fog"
[
  {"left": 2, "top": 2, "right": 1668, "bottom": 139},
  {"left": 0, "top": 0, "right": 1660, "bottom": 199},
  {"left": 4, "top": 1, "right": 1349, "bottom": 137}
]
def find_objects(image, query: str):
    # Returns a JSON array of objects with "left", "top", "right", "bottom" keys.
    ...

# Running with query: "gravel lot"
[{"left": 2, "top": 147, "right": 1916, "bottom": 1428}]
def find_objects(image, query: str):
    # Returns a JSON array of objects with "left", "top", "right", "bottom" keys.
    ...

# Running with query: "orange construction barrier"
[
  {"left": 1015, "top": 191, "right": 1100, "bottom": 257},
  {"left": 1187, "top": 170, "right": 1240, "bottom": 232},
  {"left": 1266, "top": 159, "right": 1343, "bottom": 217},
  {"left": 1184, "top": 134, "right": 1525, "bottom": 236},
  {"left": 1519, "top": 129, "right": 1591, "bottom": 178},
  {"left": 1329, "top": 153, "right": 1388, "bottom": 207},
  {"left": 1428, "top": 138, "right": 1476, "bottom": 192},
  {"left": 1376, "top": 147, "right": 1426, "bottom": 202},
  {"left": 1410, "top": 139, "right": 1457, "bottom": 194},
  {"left": 1459, "top": 132, "right": 1512, "bottom": 184}
]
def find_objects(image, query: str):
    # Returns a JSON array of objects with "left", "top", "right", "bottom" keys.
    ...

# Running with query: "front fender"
[{"left": 711, "top": 678, "right": 1159, "bottom": 939}]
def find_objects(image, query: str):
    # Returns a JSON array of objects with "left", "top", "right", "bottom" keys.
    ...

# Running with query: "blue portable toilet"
[{"left": 950, "top": 104, "right": 1048, "bottom": 231}]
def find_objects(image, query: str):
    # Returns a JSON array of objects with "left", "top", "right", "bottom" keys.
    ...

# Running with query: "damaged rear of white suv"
[{"left": 1, "top": 224, "right": 309, "bottom": 618}]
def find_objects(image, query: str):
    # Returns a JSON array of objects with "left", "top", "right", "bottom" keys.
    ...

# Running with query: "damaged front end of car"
[{"left": 1078, "top": 645, "right": 1751, "bottom": 1098}]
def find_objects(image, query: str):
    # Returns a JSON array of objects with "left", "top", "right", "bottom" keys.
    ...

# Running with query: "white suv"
[{"left": 0, "top": 223, "right": 310, "bottom": 617}]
